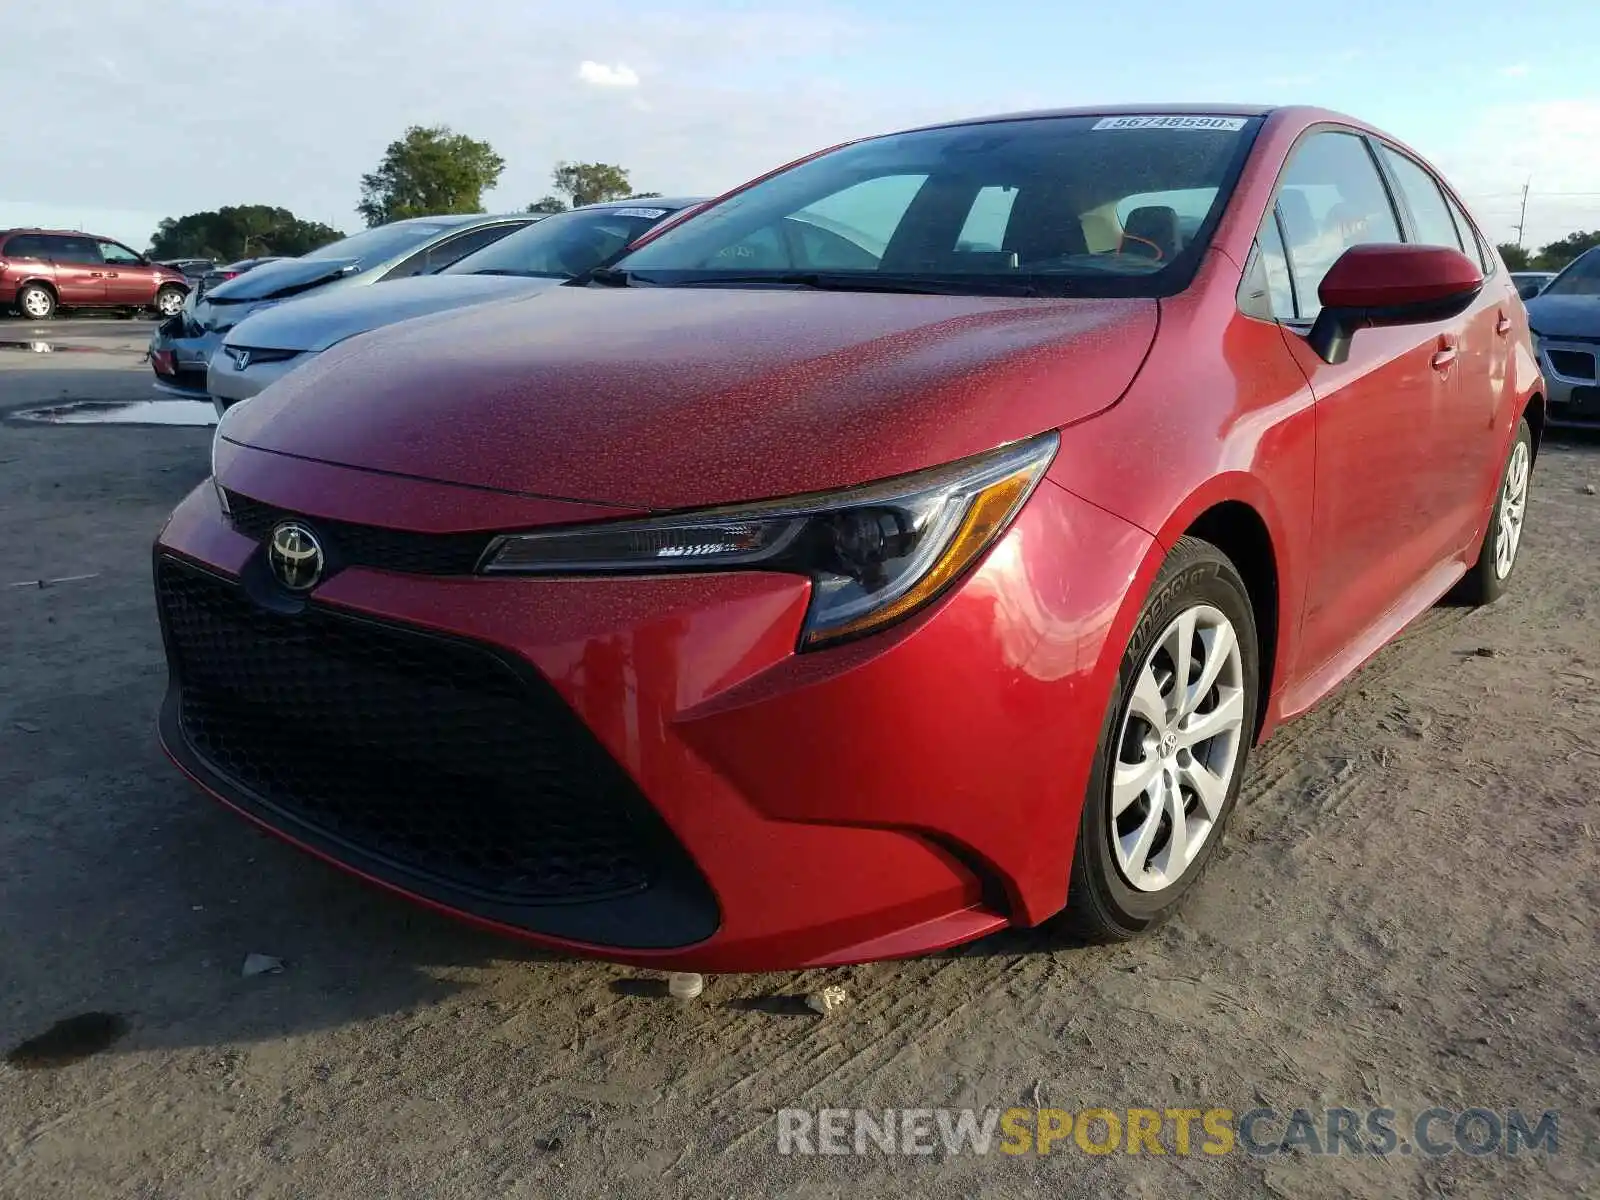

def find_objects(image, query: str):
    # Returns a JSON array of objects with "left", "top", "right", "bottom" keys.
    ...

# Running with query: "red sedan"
[{"left": 154, "top": 106, "right": 1542, "bottom": 971}]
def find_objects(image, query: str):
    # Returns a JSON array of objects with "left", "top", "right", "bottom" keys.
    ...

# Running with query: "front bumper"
[
  {"left": 1533, "top": 336, "right": 1600, "bottom": 426},
  {"left": 149, "top": 322, "right": 222, "bottom": 400},
  {"left": 206, "top": 352, "right": 308, "bottom": 408},
  {"left": 153, "top": 444, "right": 1152, "bottom": 970}
]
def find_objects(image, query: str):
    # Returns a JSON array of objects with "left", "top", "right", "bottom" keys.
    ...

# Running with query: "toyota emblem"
[{"left": 267, "top": 521, "right": 324, "bottom": 592}]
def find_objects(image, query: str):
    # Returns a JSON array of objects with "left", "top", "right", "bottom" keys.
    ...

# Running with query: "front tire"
[
  {"left": 1060, "top": 536, "right": 1260, "bottom": 943},
  {"left": 16, "top": 284, "right": 55, "bottom": 320},
  {"left": 154, "top": 286, "right": 187, "bottom": 318},
  {"left": 1455, "top": 417, "right": 1532, "bottom": 606}
]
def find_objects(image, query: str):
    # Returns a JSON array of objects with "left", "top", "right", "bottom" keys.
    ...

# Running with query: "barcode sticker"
[{"left": 1092, "top": 115, "right": 1248, "bottom": 132}]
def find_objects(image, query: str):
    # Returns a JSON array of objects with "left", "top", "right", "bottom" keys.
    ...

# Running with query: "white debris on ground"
[
  {"left": 805, "top": 985, "right": 849, "bottom": 1015},
  {"left": 667, "top": 972, "right": 704, "bottom": 1000}
]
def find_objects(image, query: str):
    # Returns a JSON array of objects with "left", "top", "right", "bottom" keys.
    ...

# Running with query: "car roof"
[
  {"left": 1, "top": 227, "right": 118, "bottom": 238},
  {"left": 889, "top": 103, "right": 1396, "bottom": 141},
  {"left": 387, "top": 213, "right": 532, "bottom": 228},
  {"left": 579, "top": 197, "right": 708, "bottom": 212},
  {"left": 896, "top": 103, "right": 1275, "bottom": 135}
]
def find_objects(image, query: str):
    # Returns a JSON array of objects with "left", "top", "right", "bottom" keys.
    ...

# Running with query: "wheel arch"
[
  {"left": 1141, "top": 474, "right": 1292, "bottom": 744},
  {"left": 14, "top": 277, "right": 58, "bottom": 301},
  {"left": 1523, "top": 390, "right": 1545, "bottom": 459},
  {"left": 1181, "top": 500, "right": 1280, "bottom": 742}
]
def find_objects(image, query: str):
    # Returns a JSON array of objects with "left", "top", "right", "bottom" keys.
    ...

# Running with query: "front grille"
[
  {"left": 226, "top": 491, "right": 494, "bottom": 575},
  {"left": 157, "top": 556, "right": 664, "bottom": 902},
  {"left": 1547, "top": 348, "right": 1597, "bottom": 381}
]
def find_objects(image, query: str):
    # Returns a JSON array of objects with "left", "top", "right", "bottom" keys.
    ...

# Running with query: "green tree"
[
  {"left": 148, "top": 206, "right": 345, "bottom": 260},
  {"left": 357, "top": 125, "right": 506, "bottom": 227},
  {"left": 526, "top": 196, "right": 568, "bottom": 215},
  {"left": 551, "top": 162, "right": 634, "bottom": 208},
  {"left": 1531, "top": 230, "right": 1600, "bottom": 272},
  {"left": 1496, "top": 243, "right": 1531, "bottom": 271}
]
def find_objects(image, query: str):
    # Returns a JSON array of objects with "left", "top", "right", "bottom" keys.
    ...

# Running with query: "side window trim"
[
  {"left": 1359, "top": 134, "right": 1411, "bottom": 246},
  {"left": 1365, "top": 138, "right": 1419, "bottom": 245},
  {"left": 1248, "top": 123, "right": 1409, "bottom": 326},
  {"left": 1271, "top": 204, "right": 1303, "bottom": 320}
]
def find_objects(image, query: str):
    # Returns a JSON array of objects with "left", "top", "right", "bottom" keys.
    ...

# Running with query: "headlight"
[
  {"left": 481, "top": 432, "right": 1059, "bottom": 649},
  {"left": 211, "top": 408, "right": 232, "bottom": 515}
]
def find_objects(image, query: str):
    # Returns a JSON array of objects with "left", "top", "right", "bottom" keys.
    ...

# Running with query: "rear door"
[
  {"left": 98, "top": 239, "right": 159, "bottom": 305},
  {"left": 1269, "top": 129, "right": 1458, "bottom": 679},
  {"left": 1374, "top": 145, "right": 1500, "bottom": 555},
  {"left": 44, "top": 235, "right": 108, "bottom": 305}
]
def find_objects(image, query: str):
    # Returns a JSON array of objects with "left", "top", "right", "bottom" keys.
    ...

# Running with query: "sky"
[{"left": 4, "top": 0, "right": 1597, "bottom": 253}]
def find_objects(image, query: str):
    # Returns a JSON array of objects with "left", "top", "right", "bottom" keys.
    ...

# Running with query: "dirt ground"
[{"left": 2, "top": 337, "right": 1597, "bottom": 1199}]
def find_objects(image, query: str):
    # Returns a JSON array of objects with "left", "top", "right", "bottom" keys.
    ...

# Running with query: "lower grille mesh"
[{"left": 157, "top": 556, "right": 660, "bottom": 902}]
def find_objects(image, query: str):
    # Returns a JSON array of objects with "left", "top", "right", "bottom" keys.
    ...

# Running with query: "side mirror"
[{"left": 1307, "top": 243, "right": 1484, "bottom": 365}]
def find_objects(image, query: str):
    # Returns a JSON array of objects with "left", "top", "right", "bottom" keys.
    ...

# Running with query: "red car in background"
[
  {"left": 0, "top": 228, "right": 188, "bottom": 318},
  {"left": 154, "top": 105, "right": 1541, "bottom": 972}
]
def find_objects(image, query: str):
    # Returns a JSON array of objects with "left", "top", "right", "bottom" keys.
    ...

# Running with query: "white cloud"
[
  {"left": 1427, "top": 100, "right": 1600, "bottom": 247},
  {"left": 1497, "top": 63, "right": 1529, "bottom": 78},
  {"left": 577, "top": 60, "right": 639, "bottom": 88}
]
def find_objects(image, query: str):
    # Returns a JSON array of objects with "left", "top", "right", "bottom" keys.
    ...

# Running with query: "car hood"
[
  {"left": 205, "top": 257, "right": 362, "bottom": 303},
  {"left": 1525, "top": 293, "right": 1600, "bottom": 339},
  {"left": 222, "top": 286, "right": 1158, "bottom": 510},
  {"left": 223, "top": 274, "right": 556, "bottom": 354}
]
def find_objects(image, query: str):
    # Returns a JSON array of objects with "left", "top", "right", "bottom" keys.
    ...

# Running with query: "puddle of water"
[
  {"left": 6, "top": 1012, "right": 129, "bottom": 1069},
  {"left": 0, "top": 339, "right": 124, "bottom": 354},
  {"left": 11, "top": 399, "right": 216, "bottom": 427}
]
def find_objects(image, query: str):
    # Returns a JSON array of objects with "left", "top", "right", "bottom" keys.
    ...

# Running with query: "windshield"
[
  {"left": 616, "top": 114, "right": 1259, "bottom": 296},
  {"left": 1541, "top": 248, "right": 1600, "bottom": 298},
  {"left": 301, "top": 222, "right": 455, "bottom": 265},
  {"left": 444, "top": 206, "right": 675, "bottom": 279}
]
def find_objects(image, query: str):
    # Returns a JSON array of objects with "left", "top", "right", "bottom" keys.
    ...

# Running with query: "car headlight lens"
[
  {"left": 481, "top": 431, "right": 1059, "bottom": 648},
  {"left": 211, "top": 409, "right": 232, "bottom": 515}
]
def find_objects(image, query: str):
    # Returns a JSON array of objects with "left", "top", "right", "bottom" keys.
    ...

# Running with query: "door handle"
[
  {"left": 1495, "top": 312, "right": 1512, "bottom": 337},
  {"left": 1431, "top": 346, "right": 1458, "bottom": 372},
  {"left": 89, "top": 271, "right": 103, "bottom": 277}
]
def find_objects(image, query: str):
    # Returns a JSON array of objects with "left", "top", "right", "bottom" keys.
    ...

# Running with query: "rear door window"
[
  {"left": 1378, "top": 147, "right": 1463, "bottom": 252},
  {"left": 385, "top": 223, "right": 526, "bottom": 279},
  {"left": 49, "top": 236, "right": 106, "bottom": 264},
  {"left": 1441, "top": 192, "right": 1492, "bottom": 274}
]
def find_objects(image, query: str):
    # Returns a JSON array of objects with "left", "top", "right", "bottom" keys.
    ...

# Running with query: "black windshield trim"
[
  {"left": 613, "top": 115, "right": 1268, "bottom": 300},
  {"left": 652, "top": 271, "right": 1045, "bottom": 297}
]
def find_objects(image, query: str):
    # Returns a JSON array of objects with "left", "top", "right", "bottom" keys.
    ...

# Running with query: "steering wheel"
[{"left": 1114, "top": 232, "right": 1165, "bottom": 262}]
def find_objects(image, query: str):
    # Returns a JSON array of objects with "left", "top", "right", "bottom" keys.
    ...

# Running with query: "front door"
[
  {"left": 97, "top": 240, "right": 157, "bottom": 306},
  {"left": 1265, "top": 130, "right": 1462, "bottom": 678}
]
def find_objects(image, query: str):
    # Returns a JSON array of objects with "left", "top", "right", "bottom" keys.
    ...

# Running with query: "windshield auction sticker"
[{"left": 1092, "top": 115, "right": 1248, "bottom": 131}]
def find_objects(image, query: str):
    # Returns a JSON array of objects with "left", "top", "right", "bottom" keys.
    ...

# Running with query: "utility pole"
[{"left": 1513, "top": 179, "right": 1531, "bottom": 248}]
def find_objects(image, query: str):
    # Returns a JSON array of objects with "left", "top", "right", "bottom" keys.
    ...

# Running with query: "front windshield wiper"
[
  {"left": 583, "top": 266, "right": 634, "bottom": 287},
  {"left": 665, "top": 271, "right": 1043, "bottom": 297},
  {"left": 470, "top": 268, "right": 564, "bottom": 279}
]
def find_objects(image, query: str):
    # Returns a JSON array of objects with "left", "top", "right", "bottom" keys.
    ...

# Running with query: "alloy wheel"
[
  {"left": 1110, "top": 603, "right": 1246, "bottom": 893},
  {"left": 157, "top": 289, "right": 186, "bottom": 317},
  {"left": 1493, "top": 439, "right": 1529, "bottom": 580},
  {"left": 21, "top": 289, "right": 51, "bottom": 318}
]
